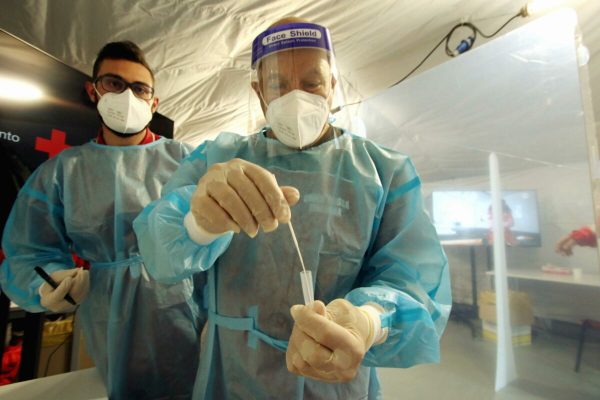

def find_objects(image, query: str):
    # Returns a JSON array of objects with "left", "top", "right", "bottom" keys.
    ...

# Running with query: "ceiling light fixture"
[{"left": 0, "top": 76, "right": 43, "bottom": 102}]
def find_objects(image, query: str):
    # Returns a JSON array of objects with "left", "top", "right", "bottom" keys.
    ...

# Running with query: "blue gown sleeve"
[
  {"left": 345, "top": 157, "right": 452, "bottom": 368},
  {"left": 0, "top": 161, "right": 74, "bottom": 312},
  {"left": 134, "top": 144, "right": 233, "bottom": 284},
  {"left": 161, "top": 143, "right": 206, "bottom": 196}
]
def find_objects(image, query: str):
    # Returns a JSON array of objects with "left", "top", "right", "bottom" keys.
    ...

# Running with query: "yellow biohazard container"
[
  {"left": 37, "top": 316, "right": 73, "bottom": 377},
  {"left": 478, "top": 290, "right": 533, "bottom": 346}
]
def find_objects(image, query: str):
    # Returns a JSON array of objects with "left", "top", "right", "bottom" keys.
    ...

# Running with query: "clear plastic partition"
[{"left": 356, "top": 9, "right": 600, "bottom": 399}]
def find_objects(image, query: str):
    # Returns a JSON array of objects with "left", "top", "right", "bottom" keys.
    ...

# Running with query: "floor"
[
  {"left": 378, "top": 320, "right": 600, "bottom": 400},
  {"left": 0, "top": 368, "right": 107, "bottom": 399}
]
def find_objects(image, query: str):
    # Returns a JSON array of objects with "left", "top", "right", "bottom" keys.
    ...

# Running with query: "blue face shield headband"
[{"left": 251, "top": 22, "right": 333, "bottom": 69}]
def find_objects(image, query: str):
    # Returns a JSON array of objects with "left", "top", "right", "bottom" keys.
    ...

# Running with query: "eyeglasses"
[{"left": 94, "top": 75, "right": 154, "bottom": 100}]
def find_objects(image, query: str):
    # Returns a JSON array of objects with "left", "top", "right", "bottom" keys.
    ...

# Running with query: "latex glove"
[
  {"left": 190, "top": 158, "right": 300, "bottom": 238},
  {"left": 39, "top": 268, "right": 90, "bottom": 312},
  {"left": 286, "top": 299, "right": 385, "bottom": 383}
]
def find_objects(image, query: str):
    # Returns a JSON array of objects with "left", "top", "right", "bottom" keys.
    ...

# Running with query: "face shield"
[{"left": 250, "top": 22, "right": 345, "bottom": 149}]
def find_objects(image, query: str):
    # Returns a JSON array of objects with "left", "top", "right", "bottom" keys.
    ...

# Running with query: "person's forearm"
[
  {"left": 134, "top": 187, "right": 233, "bottom": 283},
  {"left": 571, "top": 226, "right": 597, "bottom": 247}
]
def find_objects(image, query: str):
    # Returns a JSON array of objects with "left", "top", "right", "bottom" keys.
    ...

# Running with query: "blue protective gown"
[
  {"left": 1, "top": 138, "right": 203, "bottom": 399},
  {"left": 134, "top": 129, "right": 452, "bottom": 400}
]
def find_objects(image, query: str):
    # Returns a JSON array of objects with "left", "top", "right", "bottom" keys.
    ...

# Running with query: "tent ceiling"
[{"left": 1, "top": 0, "right": 599, "bottom": 153}]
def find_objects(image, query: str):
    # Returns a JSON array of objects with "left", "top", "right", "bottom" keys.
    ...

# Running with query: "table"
[
  {"left": 441, "top": 239, "right": 488, "bottom": 307},
  {"left": 486, "top": 268, "right": 600, "bottom": 372},
  {"left": 0, "top": 367, "right": 107, "bottom": 399},
  {"left": 441, "top": 239, "right": 491, "bottom": 337},
  {"left": 485, "top": 268, "right": 600, "bottom": 287}
]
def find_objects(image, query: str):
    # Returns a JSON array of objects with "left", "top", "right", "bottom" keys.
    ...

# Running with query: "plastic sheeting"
[
  {"left": 358, "top": 9, "right": 588, "bottom": 182},
  {"left": 358, "top": 9, "right": 598, "bottom": 279},
  {"left": 358, "top": 8, "right": 600, "bottom": 395}
]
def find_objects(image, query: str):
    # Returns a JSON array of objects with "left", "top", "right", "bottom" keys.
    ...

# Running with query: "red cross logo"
[{"left": 35, "top": 129, "right": 71, "bottom": 158}]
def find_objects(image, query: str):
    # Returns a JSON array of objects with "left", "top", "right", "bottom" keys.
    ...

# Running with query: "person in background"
[
  {"left": 556, "top": 224, "right": 597, "bottom": 256},
  {"left": 0, "top": 41, "right": 200, "bottom": 399},
  {"left": 486, "top": 199, "right": 518, "bottom": 246},
  {"left": 134, "top": 17, "right": 451, "bottom": 399}
]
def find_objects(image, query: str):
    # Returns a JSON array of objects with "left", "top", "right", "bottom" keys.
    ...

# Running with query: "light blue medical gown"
[
  {"left": 134, "top": 130, "right": 452, "bottom": 400},
  {"left": 1, "top": 138, "right": 202, "bottom": 400}
]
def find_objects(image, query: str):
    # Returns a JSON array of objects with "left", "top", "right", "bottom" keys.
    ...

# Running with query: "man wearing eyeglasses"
[
  {"left": 85, "top": 42, "right": 159, "bottom": 146},
  {"left": 0, "top": 41, "right": 200, "bottom": 399}
]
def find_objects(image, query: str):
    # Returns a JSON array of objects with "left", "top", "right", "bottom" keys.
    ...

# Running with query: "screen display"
[{"left": 430, "top": 190, "right": 541, "bottom": 246}]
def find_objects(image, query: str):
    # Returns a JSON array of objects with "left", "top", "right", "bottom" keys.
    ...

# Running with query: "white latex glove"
[
  {"left": 39, "top": 268, "right": 90, "bottom": 312},
  {"left": 190, "top": 158, "right": 300, "bottom": 238},
  {"left": 286, "top": 299, "right": 386, "bottom": 383}
]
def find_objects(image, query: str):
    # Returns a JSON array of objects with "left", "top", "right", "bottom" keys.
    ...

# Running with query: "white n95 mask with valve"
[{"left": 266, "top": 90, "right": 330, "bottom": 149}]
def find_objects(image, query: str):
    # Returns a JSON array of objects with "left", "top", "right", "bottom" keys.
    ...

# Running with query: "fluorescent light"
[
  {"left": 0, "top": 77, "right": 43, "bottom": 101},
  {"left": 521, "top": 0, "right": 565, "bottom": 17}
]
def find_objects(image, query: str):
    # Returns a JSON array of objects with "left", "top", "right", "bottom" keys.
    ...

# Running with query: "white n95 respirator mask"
[
  {"left": 266, "top": 90, "right": 330, "bottom": 149},
  {"left": 96, "top": 89, "right": 153, "bottom": 135}
]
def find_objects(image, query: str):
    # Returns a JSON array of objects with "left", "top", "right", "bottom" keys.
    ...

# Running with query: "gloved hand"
[
  {"left": 190, "top": 158, "right": 300, "bottom": 238},
  {"left": 286, "top": 299, "right": 384, "bottom": 383},
  {"left": 39, "top": 268, "right": 90, "bottom": 312}
]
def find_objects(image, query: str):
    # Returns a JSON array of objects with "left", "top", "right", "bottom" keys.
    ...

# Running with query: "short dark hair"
[{"left": 92, "top": 41, "right": 154, "bottom": 81}]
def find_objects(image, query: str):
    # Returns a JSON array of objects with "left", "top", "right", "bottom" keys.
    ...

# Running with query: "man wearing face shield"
[
  {"left": 0, "top": 41, "right": 201, "bottom": 399},
  {"left": 134, "top": 18, "right": 451, "bottom": 399}
]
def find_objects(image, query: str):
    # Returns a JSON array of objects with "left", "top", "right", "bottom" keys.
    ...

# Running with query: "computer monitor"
[{"left": 429, "top": 190, "right": 541, "bottom": 247}]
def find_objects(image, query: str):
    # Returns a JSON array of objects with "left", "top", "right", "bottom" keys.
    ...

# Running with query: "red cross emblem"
[{"left": 35, "top": 129, "right": 71, "bottom": 158}]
